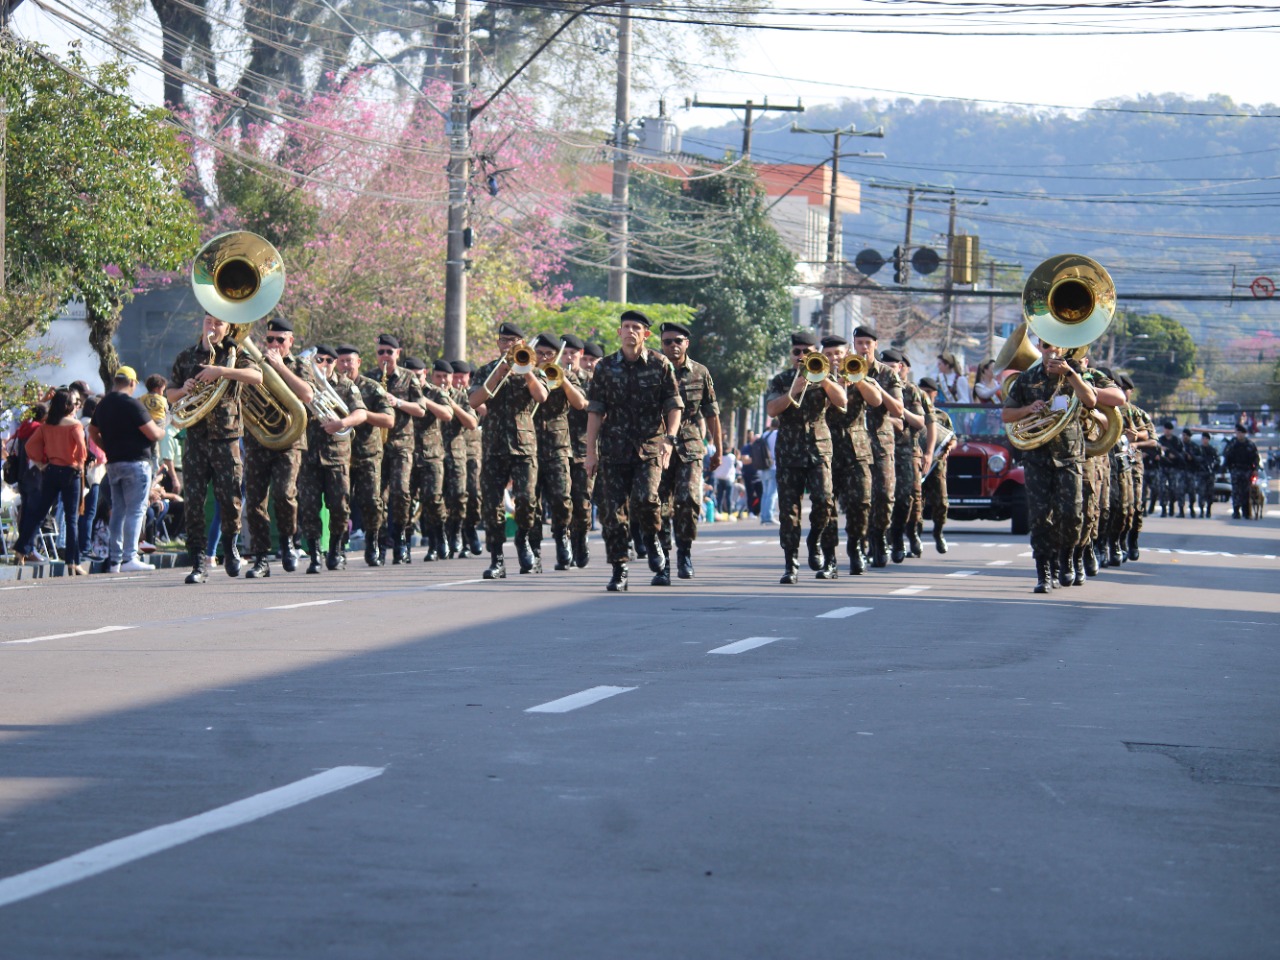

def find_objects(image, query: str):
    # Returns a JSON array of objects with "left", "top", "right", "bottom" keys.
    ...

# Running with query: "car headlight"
[{"left": 988, "top": 453, "right": 1008, "bottom": 473}]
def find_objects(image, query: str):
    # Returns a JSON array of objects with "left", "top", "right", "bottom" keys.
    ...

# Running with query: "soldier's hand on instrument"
[
  {"left": 195, "top": 365, "right": 223, "bottom": 383},
  {"left": 323, "top": 420, "right": 346, "bottom": 435}
]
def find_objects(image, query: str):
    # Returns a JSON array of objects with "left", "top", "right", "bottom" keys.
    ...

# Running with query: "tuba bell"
[
  {"left": 1005, "top": 255, "right": 1117, "bottom": 452},
  {"left": 185, "top": 232, "right": 308, "bottom": 450}
]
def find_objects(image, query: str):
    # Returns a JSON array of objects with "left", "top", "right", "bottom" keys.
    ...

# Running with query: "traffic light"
[
  {"left": 950, "top": 234, "right": 979, "bottom": 284},
  {"left": 892, "top": 245, "right": 909, "bottom": 285}
]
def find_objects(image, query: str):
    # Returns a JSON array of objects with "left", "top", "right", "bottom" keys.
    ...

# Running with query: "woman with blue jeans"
[{"left": 14, "top": 390, "right": 89, "bottom": 572}]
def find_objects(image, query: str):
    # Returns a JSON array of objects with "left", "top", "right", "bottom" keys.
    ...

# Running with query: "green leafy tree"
[
  {"left": 1113, "top": 311, "right": 1196, "bottom": 407},
  {"left": 2, "top": 39, "right": 200, "bottom": 388}
]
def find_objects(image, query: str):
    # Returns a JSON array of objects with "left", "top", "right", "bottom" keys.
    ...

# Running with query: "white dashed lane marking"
[
  {"left": 890, "top": 586, "right": 931, "bottom": 595},
  {"left": 708, "top": 636, "right": 792, "bottom": 655},
  {"left": 3, "top": 625, "right": 136, "bottom": 646},
  {"left": 816, "top": 606, "right": 872, "bottom": 619},
  {"left": 526, "top": 686, "right": 638, "bottom": 714},
  {"left": 945, "top": 571, "right": 978, "bottom": 578}
]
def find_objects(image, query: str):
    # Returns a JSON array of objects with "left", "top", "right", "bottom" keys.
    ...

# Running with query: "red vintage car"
[{"left": 928, "top": 403, "right": 1029, "bottom": 535}]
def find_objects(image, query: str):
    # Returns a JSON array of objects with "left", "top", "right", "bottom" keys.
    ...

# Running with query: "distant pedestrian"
[{"left": 14, "top": 389, "right": 90, "bottom": 572}]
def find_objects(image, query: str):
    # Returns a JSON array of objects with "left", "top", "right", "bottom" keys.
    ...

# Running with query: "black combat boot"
[
  {"left": 515, "top": 531, "right": 538, "bottom": 574},
  {"left": 553, "top": 529, "right": 573, "bottom": 570},
  {"left": 607, "top": 561, "right": 629, "bottom": 592},
  {"left": 934, "top": 526, "right": 948, "bottom": 554},
  {"left": 676, "top": 540, "right": 694, "bottom": 580},
  {"left": 806, "top": 527, "right": 824, "bottom": 571},
  {"left": 1204, "top": 502, "right": 1212, "bottom": 518},
  {"left": 422, "top": 526, "right": 439, "bottom": 562},
  {"left": 184, "top": 554, "right": 209, "bottom": 585},
  {"left": 364, "top": 537, "right": 382, "bottom": 567},
  {"left": 779, "top": 551, "right": 800, "bottom": 585},
  {"left": 1083, "top": 540, "right": 1099, "bottom": 577},
  {"left": 1071, "top": 547, "right": 1085, "bottom": 586},
  {"left": 631, "top": 525, "right": 647, "bottom": 561},
  {"left": 908, "top": 525, "right": 923, "bottom": 559},
  {"left": 306, "top": 539, "right": 323, "bottom": 575},
  {"left": 848, "top": 543, "right": 866, "bottom": 576},
  {"left": 890, "top": 526, "right": 906, "bottom": 564},
  {"left": 245, "top": 555, "right": 271, "bottom": 579},
  {"left": 645, "top": 533, "right": 666, "bottom": 576},
  {"left": 482, "top": 550, "right": 506, "bottom": 580},
  {"left": 400, "top": 526, "right": 413, "bottom": 564},
  {"left": 871, "top": 532, "right": 889, "bottom": 569},
  {"left": 465, "top": 524, "right": 483, "bottom": 556},
  {"left": 280, "top": 538, "right": 297, "bottom": 573},
  {"left": 1178, "top": 504, "right": 1185, "bottom": 518},
  {"left": 445, "top": 521, "right": 461, "bottom": 559},
  {"left": 1033, "top": 557, "right": 1051, "bottom": 594},
  {"left": 1057, "top": 550, "right": 1074, "bottom": 588},
  {"left": 222, "top": 541, "right": 241, "bottom": 577},
  {"left": 390, "top": 526, "right": 404, "bottom": 564},
  {"left": 816, "top": 546, "right": 839, "bottom": 580},
  {"left": 1107, "top": 538, "right": 1122, "bottom": 567},
  {"left": 1048, "top": 557, "right": 1060, "bottom": 588},
  {"left": 572, "top": 529, "right": 590, "bottom": 568},
  {"left": 651, "top": 555, "right": 671, "bottom": 587},
  {"left": 326, "top": 534, "right": 346, "bottom": 571}
]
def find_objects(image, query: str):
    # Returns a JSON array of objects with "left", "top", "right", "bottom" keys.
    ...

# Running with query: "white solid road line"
[
  {"left": 266, "top": 599, "right": 346, "bottom": 610},
  {"left": 987, "top": 560, "right": 1013, "bottom": 566},
  {"left": 708, "top": 636, "right": 793, "bottom": 655},
  {"left": 890, "top": 586, "right": 931, "bottom": 595},
  {"left": 526, "top": 686, "right": 637, "bottom": 714},
  {"left": 3, "top": 625, "right": 135, "bottom": 646},
  {"left": 945, "top": 571, "right": 978, "bottom": 578},
  {"left": 0, "top": 766, "right": 385, "bottom": 910},
  {"left": 816, "top": 606, "right": 872, "bottom": 619}
]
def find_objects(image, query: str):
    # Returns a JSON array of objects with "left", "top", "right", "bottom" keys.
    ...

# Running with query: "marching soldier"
[
  {"left": 763, "top": 330, "right": 846, "bottom": 585},
  {"left": 853, "top": 326, "right": 904, "bottom": 569},
  {"left": 442, "top": 360, "right": 479, "bottom": 558},
  {"left": 531, "top": 333, "right": 589, "bottom": 570},
  {"left": 297, "top": 345, "right": 367, "bottom": 573},
  {"left": 1120, "top": 375, "right": 1156, "bottom": 560},
  {"left": 469, "top": 323, "right": 549, "bottom": 578},
  {"left": 1223, "top": 423, "right": 1260, "bottom": 519},
  {"left": 412, "top": 360, "right": 459, "bottom": 562},
  {"left": 459, "top": 362, "right": 485, "bottom": 557},
  {"left": 1155, "top": 421, "right": 1185, "bottom": 517},
  {"left": 820, "top": 334, "right": 882, "bottom": 577},
  {"left": 166, "top": 312, "right": 263, "bottom": 583},
  {"left": 896, "top": 352, "right": 935, "bottom": 560},
  {"left": 915, "top": 377, "right": 955, "bottom": 554},
  {"left": 243, "top": 317, "right": 315, "bottom": 579},
  {"left": 1194, "top": 430, "right": 1218, "bottom": 519},
  {"left": 371, "top": 335, "right": 429, "bottom": 563},
  {"left": 334, "top": 345, "right": 395, "bottom": 567},
  {"left": 883, "top": 349, "right": 930, "bottom": 564},
  {"left": 657, "top": 321, "right": 722, "bottom": 581},
  {"left": 585, "top": 310, "right": 683, "bottom": 592},
  {"left": 562, "top": 336, "right": 595, "bottom": 568}
]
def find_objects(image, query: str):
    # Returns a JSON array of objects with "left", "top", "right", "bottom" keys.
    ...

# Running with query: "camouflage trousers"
[
  {"left": 443, "top": 453, "right": 468, "bottom": 528},
  {"left": 922, "top": 461, "right": 948, "bottom": 532},
  {"left": 417, "top": 455, "right": 446, "bottom": 534},
  {"left": 1023, "top": 455, "right": 1083, "bottom": 558},
  {"left": 868, "top": 444, "right": 895, "bottom": 537},
  {"left": 183, "top": 436, "right": 243, "bottom": 558},
  {"left": 890, "top": 444, "right": 920, "bottom": 534},
  {"left": 1194, "top": 470, "right": 1214, "bottom": 509},
  {"left": 1131, "top": 463, "right": 1146, "bottom": 533},
  {"left": 658, "top": 456, "right": 705, "bottom": 545},
  {"left": 381, "top": 442, "right": 415, "bottom": 531},
  {"left": 570, "top": 459, "right": 594, "bottom": 537},
  {"left": 299, "top": 456, "right": 350, "bottom": 546},
  {"left": 598, "top": 457, "right": 662, "bottom": 564},
  {"left": 350, "top": 454, "right": 383, "bottom": 543},
  {"left": 1230, "top": 468, "right": 1253, "bottom": 515},
  {"left": 823, "top": 451, "right": 871, "bottom": 560},
  {"left": 481, "top": 453, "right": 537, "bottom": 549},
  {"left": 466, "top": 453, "right": 482, "bottom": 527},
  {"left": 777, "top": 455, "right": 834, "bottom": 555},
  {"left": 1106, "top": 460, "right": 1133, "bottom": 542},
  {"left": 1080, "top": 456, "right": 1106, "bottom": 545},
  {"left": 536, "top": 448, "right": 572, "bottom": 534},
  {"left": 243, "top": 441, "right": 301, "bottom": 555}
]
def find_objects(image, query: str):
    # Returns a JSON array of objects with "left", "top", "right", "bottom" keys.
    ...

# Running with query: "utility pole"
[
  {"left": 442, "top": 0, "right": 471, "bottom": 360},
  {"left": 607, "top": 0, "right": 631, "bottom": 304},
  {"left": 685, "top": 96, "right": 803, "bottom": 159},
  {"left": 791, "top": 123, "right": 884, "bottom": 337}
]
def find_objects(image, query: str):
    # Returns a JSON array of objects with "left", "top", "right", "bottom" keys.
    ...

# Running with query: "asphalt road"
[{"left": 2, "top": 513, "right": 1278, "bottom": 959}]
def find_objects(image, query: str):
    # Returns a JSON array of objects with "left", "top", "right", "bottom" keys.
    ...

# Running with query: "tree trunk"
[{"left": 86, "top": 300, "right": 123, "bottom": 392}]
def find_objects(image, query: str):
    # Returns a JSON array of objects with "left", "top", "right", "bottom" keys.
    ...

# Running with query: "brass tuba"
[
  {"left": 1004, "top": 255, "right": 1117, "bottom": 452},
  {"left": 186, "top": 232, "right": 307, "bottom": 450}
]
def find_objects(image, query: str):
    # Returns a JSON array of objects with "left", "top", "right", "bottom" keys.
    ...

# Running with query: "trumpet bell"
[
  {"left": 802, "top": 352, "right": 830, "bottom": 383},
  {"left": 192, "top": 232, "right": 286, "bottom": 326},
  {"left": 993, "top": 321, "right": 1040, "bottom": 375},
  {"left": 1022, "top": 254, "right": 1115, "bottom": 350},
  {"left": 838, "top": 354, "right": 868, "bottom": 383}
]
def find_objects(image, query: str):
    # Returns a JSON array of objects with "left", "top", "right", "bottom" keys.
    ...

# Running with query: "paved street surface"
[{"left": 2, "top": 514, "right": 1278, "bottom": 959}]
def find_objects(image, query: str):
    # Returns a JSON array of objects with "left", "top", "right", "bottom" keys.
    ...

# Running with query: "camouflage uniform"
[
  {"left": 473, "top": 358, "right": 543, "bottom": 552},
  {"left": 298, "top": 373, "right": 366, "bottom": 551},
  {"left": 567, "top": 367, "right": 594, "bottom": 557},
  {"left": 765, "top": 368, "right": 837, "bottom": 560},
  {"left": 349, "top": 376, "right": 393, "bottom": 552},
  {"left": 374, "top": 367, "right": 425, "bottom": 536},
  {"left": 1129, "top": 404, "right": 1155, "bottom": 533},
  {"left": 865, "top": 361, "right": 902, "bottom": 556},
  {"left": 587, "top": 348, "right": 683, "bottom": 564},
  {"left": 441, "top": 385, "right": 474, "bottom": 552},
  {"left": 921, "top": 404, "right": 953, "bottom": 537},
  {"left": 1223, "top": 434, "right": 1260, "bottom": 516},
  {"left": 1193, "top": 438, "right": 1217, "bottom": 516},
  {"left": 1156, "top": 431, "right": 1187, "bottom": 516},
  {"left": 822, "top": 382, "right": 874, "bottom": 568},
  {"left": 890, "top": 380, "right": 926, "bottom": 557},
  {"left": 658, "top": 357, "right": 719, "bottom": 551},
  {"left": 243, "top": 354, "right": 313, "bottom": 558},
  {"left": 465, "top": 417, "right": 483, "bottom": 531},
  {"left": 172, "top": 339, "right": 258, "bottom": 560},
  {"left": 533, "top": 368, "right": 579, "bottom": 556},
  {"left": 413, "top": 382, "right": 453, "bottom": 554}
]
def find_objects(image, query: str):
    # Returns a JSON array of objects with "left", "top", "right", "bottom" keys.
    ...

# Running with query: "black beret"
[
  {"left": 790, "top": 330, "right": 818, "bottom": 347},
  {"left": 1202, "top": 432, "right": 1211, "bottom": 439},
  {"left": 1182, "top": 427, "right": 1192, "bottom": 435},
  {"left": 266, "top": 316, "right": 293, "bottom": 332},
  {"left": 432, "top": 359, "right": 454, "bottom": 374},
  {"left": 879, "top": 347, "right": 904, "bottom": 363},
  {"left": 376, "top": 333, "right": 400, "bottom": 348},
  {"left": 659, "top": 322, "right": 691, "bottom": 338},
  {"left": 532, "top": 332, "right": 558, "bottom": 349},
  {"left": 819, "top": 335, "right": 847, "bottom": 348},
  {"left": 853, "top": 325, "right": 879, "bottom": 341},
  {"left": 583, "top": 342, "right": 605, "bottom": 358},
  {"left": 917, "top": 376, "right": 940, "bottom": 392},
  {"left": 1235, "top": 423, "right": 1247, "bottom": 432},
  {"left": 450, "top": 360, "right": 471, "bottom": 374},
  {"left": 1163, "top": 420, "right": 1175, "bottom": 429},
  {"left": 560, "top": 333, "right": 585, "bottom": 350},
  {"left": 402, "top": 356, "right": 425, "bottom": 371},
  {"left": 1117, "top": 374, "right": 1134, "bottom": 390},
  {"left": 336, "top": 343, "right": 360, "bottom": 356},
  {"left": 314, "top": 344, "right": 337, "bottom": 359},
  {"left": 497, "top": 322, "right": 525, "bottom": 339},
  {"left": 620, "top": 309, "right": 652, "bottom": 327}
]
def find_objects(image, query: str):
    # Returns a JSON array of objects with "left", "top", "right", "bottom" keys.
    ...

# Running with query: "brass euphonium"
[
  {"left": 1004, "top": 254, "right": 1118, "bottom": 453},
  {"left": 185, "top": 232, "right": 307, "bottom": 450},
  {"left": 300, "top": 348, "right": 352, "bottom": 438}
]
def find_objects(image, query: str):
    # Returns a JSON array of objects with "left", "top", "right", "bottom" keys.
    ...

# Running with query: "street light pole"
[
  {"left": 443, "top": 0, "right": 471, "bottom": 361},
  {"left": 607, "top": 0, "right": 631, "bottom": 304}
]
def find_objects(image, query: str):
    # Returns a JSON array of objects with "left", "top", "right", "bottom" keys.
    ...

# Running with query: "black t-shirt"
[{"left": 91, "top": 391, "right": 155, "bottom": 462}]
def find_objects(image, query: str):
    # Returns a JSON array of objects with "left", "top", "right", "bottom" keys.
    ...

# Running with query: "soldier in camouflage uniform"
[
  {"left": 243, "top": 317, "right": 316, "bottom": 579},
  {"left": 852, "top": 326, "right": 905, "bottom": 569},
  {"left": 820, "top": 335, "right": 882, "bottom": 576},
  {"left": 412, "top": 360, "right": 461, "bottom": 562},
  {"left": 1193, "top": 430, "right": 1218, "bottom": 519},
  {"left": 883, "top": 349, "right": 930, "bottom": 564},
  {"left": 459, "top": 363, "right": 485, "bottom": 556},
  {"left": 916, "top": 378, "right": 955, "bottom": 554},
  {"left": 1123, "top": 381, "right": 1158, "bottom": 555},
  {"left": 1155, "top": 421, "right": 1185, "bottom": 517},
  {"left": 764, "top": 329, "right": 847, "bottom": 585},
  {"left": 371, "top": 335, "right": 429, "bottom": 564},
  {"left": 657, "top": 321, "right": 722, "bottom": 581},
  {"left": 334, "top": 345, "right": 395, "bottom": 567},
  {"left": 585, "top": 310, "right": 683, "bottom": 592},
  {"left": 563, "top": 336, "right": 596, "bottom": 568},
  {"left": 531, "top": 334, "right": 589, "bottom": 571},
  {"left": 469, "top": 322, "right": 549, "bottom": 579},
  {"left": 895, "top": 353, "right": 936, "bottom": 560},
  {"left": 442, "top": 360, "right": 479, "bottom": 558},
  {"left": 296, "top": 345, "right": 367, "bottom": 573},
  {"left": 1003, "top": 338, "right": 1124, "bottom": 593},
  {"left": 166, "top": 313, "right": 263, "bottom": 583}
]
